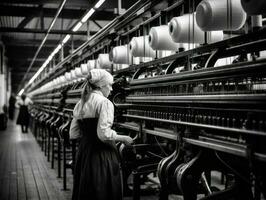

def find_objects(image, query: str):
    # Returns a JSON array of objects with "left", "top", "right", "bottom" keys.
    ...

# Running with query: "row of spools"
[{"left": 29, "top": 0, "right": 265, "bottom": 96}]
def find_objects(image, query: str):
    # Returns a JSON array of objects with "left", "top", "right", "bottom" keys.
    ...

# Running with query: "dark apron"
[
  {"left": 72, "top": 118, "right": 122, "bottom": 200},
  {"left": 16, "top": 104, "right": 29, "bottom": 126}
]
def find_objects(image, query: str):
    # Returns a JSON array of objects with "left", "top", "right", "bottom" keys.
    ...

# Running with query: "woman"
[
  {"left": 70, "top": 69, "right": 133, "bottom": 200},
  {"left": 16, "top": 94, "right": 33, "bottom": 133}
]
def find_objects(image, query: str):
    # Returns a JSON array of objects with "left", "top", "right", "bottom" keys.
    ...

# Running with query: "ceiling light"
[
  {"left": 62, "top": 34, "right": 71, "bottom": 44},
  {"left": 18, "top": 88, "right": 25, "bottom": 96},
  {"left": 81, "top": 8, "right": 95, "bottom": 23},
  {"left": 47, "top": 55, "right": 53, "bottom": 62},
  {"left": 24, "top": 0, "right": 107, "bottom": 94},
  {"left": 94, "top": 0, "right": 106, "bottom": 8},
  {"left": 73, "top": 22, "right": 83, "bottom": 32},
  {"left": 52, "top": 44, "right": 62, "bottom": 55}
]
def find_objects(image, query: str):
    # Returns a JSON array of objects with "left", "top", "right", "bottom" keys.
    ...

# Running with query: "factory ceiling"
[{"left": 0, "top": 0, "right": 137, "bottom": 93}]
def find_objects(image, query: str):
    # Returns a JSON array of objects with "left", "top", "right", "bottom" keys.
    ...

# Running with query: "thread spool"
[
  {"left": 196, "top": 0, "right": 247, "bottom": 31},
  {"left": 87, "top": 60, "right": 96, "bottom": 70},
  {"left": 65, "top": 72, "right": 71, "bottom": 82},
  {"left": 251, "top": 15, "right": 263, "bottom": 28},
  {"left": 149, "top": 25, "right": 179, "bottom": 51},
  {"left": 57, "top": 78, "right": 62, "bottom": 86},
  {"left": 169, "top": 13, "right": 223, "bottom": 44},
  {"left": 81, "top": 63, "right": 89, "bottom": 75},
  {"left": 133, "top": 57, "right": 140, "bottom": 65},
  {"left": 75, "top": 67, "right": 83, "bottom": 77},
  {"left": 51, "top": 80, "right": 56, "bottom": 87},
  {"left": 70, "top": 69, "right": 77, "bottom": 80},
  {"left": 241, "top": 0, "right": 266, "bottom": 15},
  {"left": 97, "top": 54, "right": 112, "bottom": 69},
  {"left": 54, "top": 78, "right": 59, "bottom": 86},
  {"left": 129, "top": 36, "right": 156, "bottom": 57},
  {"left": 59, "top": 76, "right": 66, "bottom": 84},
  {"left": 113, "top": 64, "right": 119, "bottom": 71},
  {"left": 110, "top": 45, "right": 132, "bottom": 64},
  {"left": 54, "top": 78, "right": 60, "bottom": 86}
]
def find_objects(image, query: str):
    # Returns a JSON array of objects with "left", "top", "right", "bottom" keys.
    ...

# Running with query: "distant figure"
[
  {"left": 8, "top": 93, "right": 16, "bottom": 120},
  {"left": 16, "top": 94, "right": 33, "bottom": 133},
  {"left": 0, "top": 105, "right": 8, "bottom": 131}
]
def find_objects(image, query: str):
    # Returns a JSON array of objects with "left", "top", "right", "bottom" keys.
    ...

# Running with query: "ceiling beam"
[
  {"left": 12, "top": 72, "right": 36, "bottom": 76},
  {"left": 0, "top": 5, "right": 85, "bottom": 19},
  {"left": 6, "top": 51, "right": 53, "bottom": 59},
  {"left": 0, "top": 0, "right": 95, "bottom": 8},
  {"left": 6, "top": 45, "right": 54, "bottom": 52},
  {"left": 12, "top": 69, "right": 39, "bottom": 74},
  {"left": 2, "top": 37, "right": 85, "bottom": 48},
  {"left": 91, "top": 10, "right": 116, "bottom": 21},
  {"left": 0, "top": 27, "right": 89, "bottom": 35},
  {"left": 17, "top": 16, "right": 34, "bottom": 28},
  {"left": 92, "top": 20, "right": 102, "bottom": 29},
  {"left": 0, "top": 6, "right": 116, "bottom": 20},
  {"left": 0, "top": 0, "right": 138, "bottom": 9},
  {"left": 8, "top": 60, "right": 47, "bottom": 66},
  {"left": 18, "top": 58, "right": 47, "bottom": 62}
]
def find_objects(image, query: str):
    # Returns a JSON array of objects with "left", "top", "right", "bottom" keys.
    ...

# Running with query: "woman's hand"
[
  {"left": 116, "top": 135, "right": 133, "bottom": 145},
  {"left": 121, "top": 135, "right": 134, "bottom": 145}
]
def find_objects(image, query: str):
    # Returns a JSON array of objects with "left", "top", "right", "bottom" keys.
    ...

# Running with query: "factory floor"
[
  {"left": 0, "top": 120, "right": 72, "bottom": 200},
  {"left": 0, "top": 119, "right": 226, "bottom": 200},
  {"left": 0, "top": 120, "right": 165, "bottom": 200}
]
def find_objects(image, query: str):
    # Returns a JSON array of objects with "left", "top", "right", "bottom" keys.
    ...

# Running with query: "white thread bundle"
[
  {"left": 169, "top": 13, "right": 223, "bottom": 44},
  {"left": 70, "top": 69, "right": 77, "bottom": 80},
  {"left": 64, "top": 72, "right": 72, "bottom": 82},
  {"left": 251, "top": 15, "right": 263, "bottom": 28},
  {"left": 75, "top": 67, "right": 83, "bottom": 77},
  {"left": 87, "top": 60, "right": 96, "bottom": 70},
  {"left": 129, "top": 36, "right": 156, "bottom": 57},
  {"left": 110, "top": 45, "right": 132, "bottom": 64},
  {"left": 97, "top": 54, "right": 112, "bottom": 69},
  {"left": 81, "top": 63, "right": 89, "bottom": 75},
  {"left": 196, "top": 0, "right": 247, "bottom": 31},
  {"left": 149, "top": 25, "right": 179, "bottom": 51},
  {"left": 59, "top": 76, "right": 66, "bottom": 85}
]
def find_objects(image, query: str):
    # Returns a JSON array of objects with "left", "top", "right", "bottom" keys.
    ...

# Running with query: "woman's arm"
[
  {"left": 15, "top": 99, "right": 21, "bottom": 108},
  {"left": 97, "top": 99, "right": 133, "bottom": 145},
  {"left": 69, "top": 118, "right": 81, "bottom": 140}
]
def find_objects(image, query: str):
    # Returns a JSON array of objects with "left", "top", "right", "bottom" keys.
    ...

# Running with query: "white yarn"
[
  {"left": 129, "top": 36, "right": 156, "bottom": 57},
  {"left": 169, "top": 13, "right": 223, "bottom": 44},
  {"left": 81, "top": 63, "right": 89, "bottom": 75},
  {"left": 110, "top": 45, "right": 132, "bottom": 64},
  {"left": 149, "top": 25, "right": 179, "bottom": 51},
  {"left": 196, "top": 0, "right": 247, "bottom": 31},
  {"left": 75, "top": 67, "right": 83, "bottom": 77},
  {"left": 97, "top": 54, "right": 112, "bottom": 69}
]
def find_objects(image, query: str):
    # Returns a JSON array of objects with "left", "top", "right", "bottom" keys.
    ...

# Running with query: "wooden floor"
[
  {"left": 0, "top": 120, "right": 72, "bottom": 200},
  {"left": 0, "top": 120, "right": 177, "bottom": 200}
]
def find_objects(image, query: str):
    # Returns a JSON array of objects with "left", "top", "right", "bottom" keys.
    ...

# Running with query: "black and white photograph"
[{"left": 0, "top": 0, "right": 265, "bottom": 199}]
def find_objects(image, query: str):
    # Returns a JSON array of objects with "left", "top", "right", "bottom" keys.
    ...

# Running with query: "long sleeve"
[
  {"left": 27, "top": 98, "right": 33, "bottom": 105},
  {"left": 69, "top": 117, "right": 81, "bottom": 139},
  {"left": 72, "top": 91, "right": 118, "bottom": 141},
  {"left": 97, "top": 99, "right": 117, "bottom": 141},
  {"left": 15, "top": 99, "right": 22, "bottom": 108}
]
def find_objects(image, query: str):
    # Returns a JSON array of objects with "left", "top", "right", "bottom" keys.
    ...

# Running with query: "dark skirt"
[
  {"left": 16, "top": 105, "right": 30, "bottom": 126},
  {"left": 72, "top": 118, "right": 122, "bottom": 200}
]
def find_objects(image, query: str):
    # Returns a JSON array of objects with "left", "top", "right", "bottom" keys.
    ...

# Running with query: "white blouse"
[
  {"left": 69, "top": 90, "right": 117, "bottom": 141},
  {"left": 16, "top": 97, "right": 33, "bottom": 107}
]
